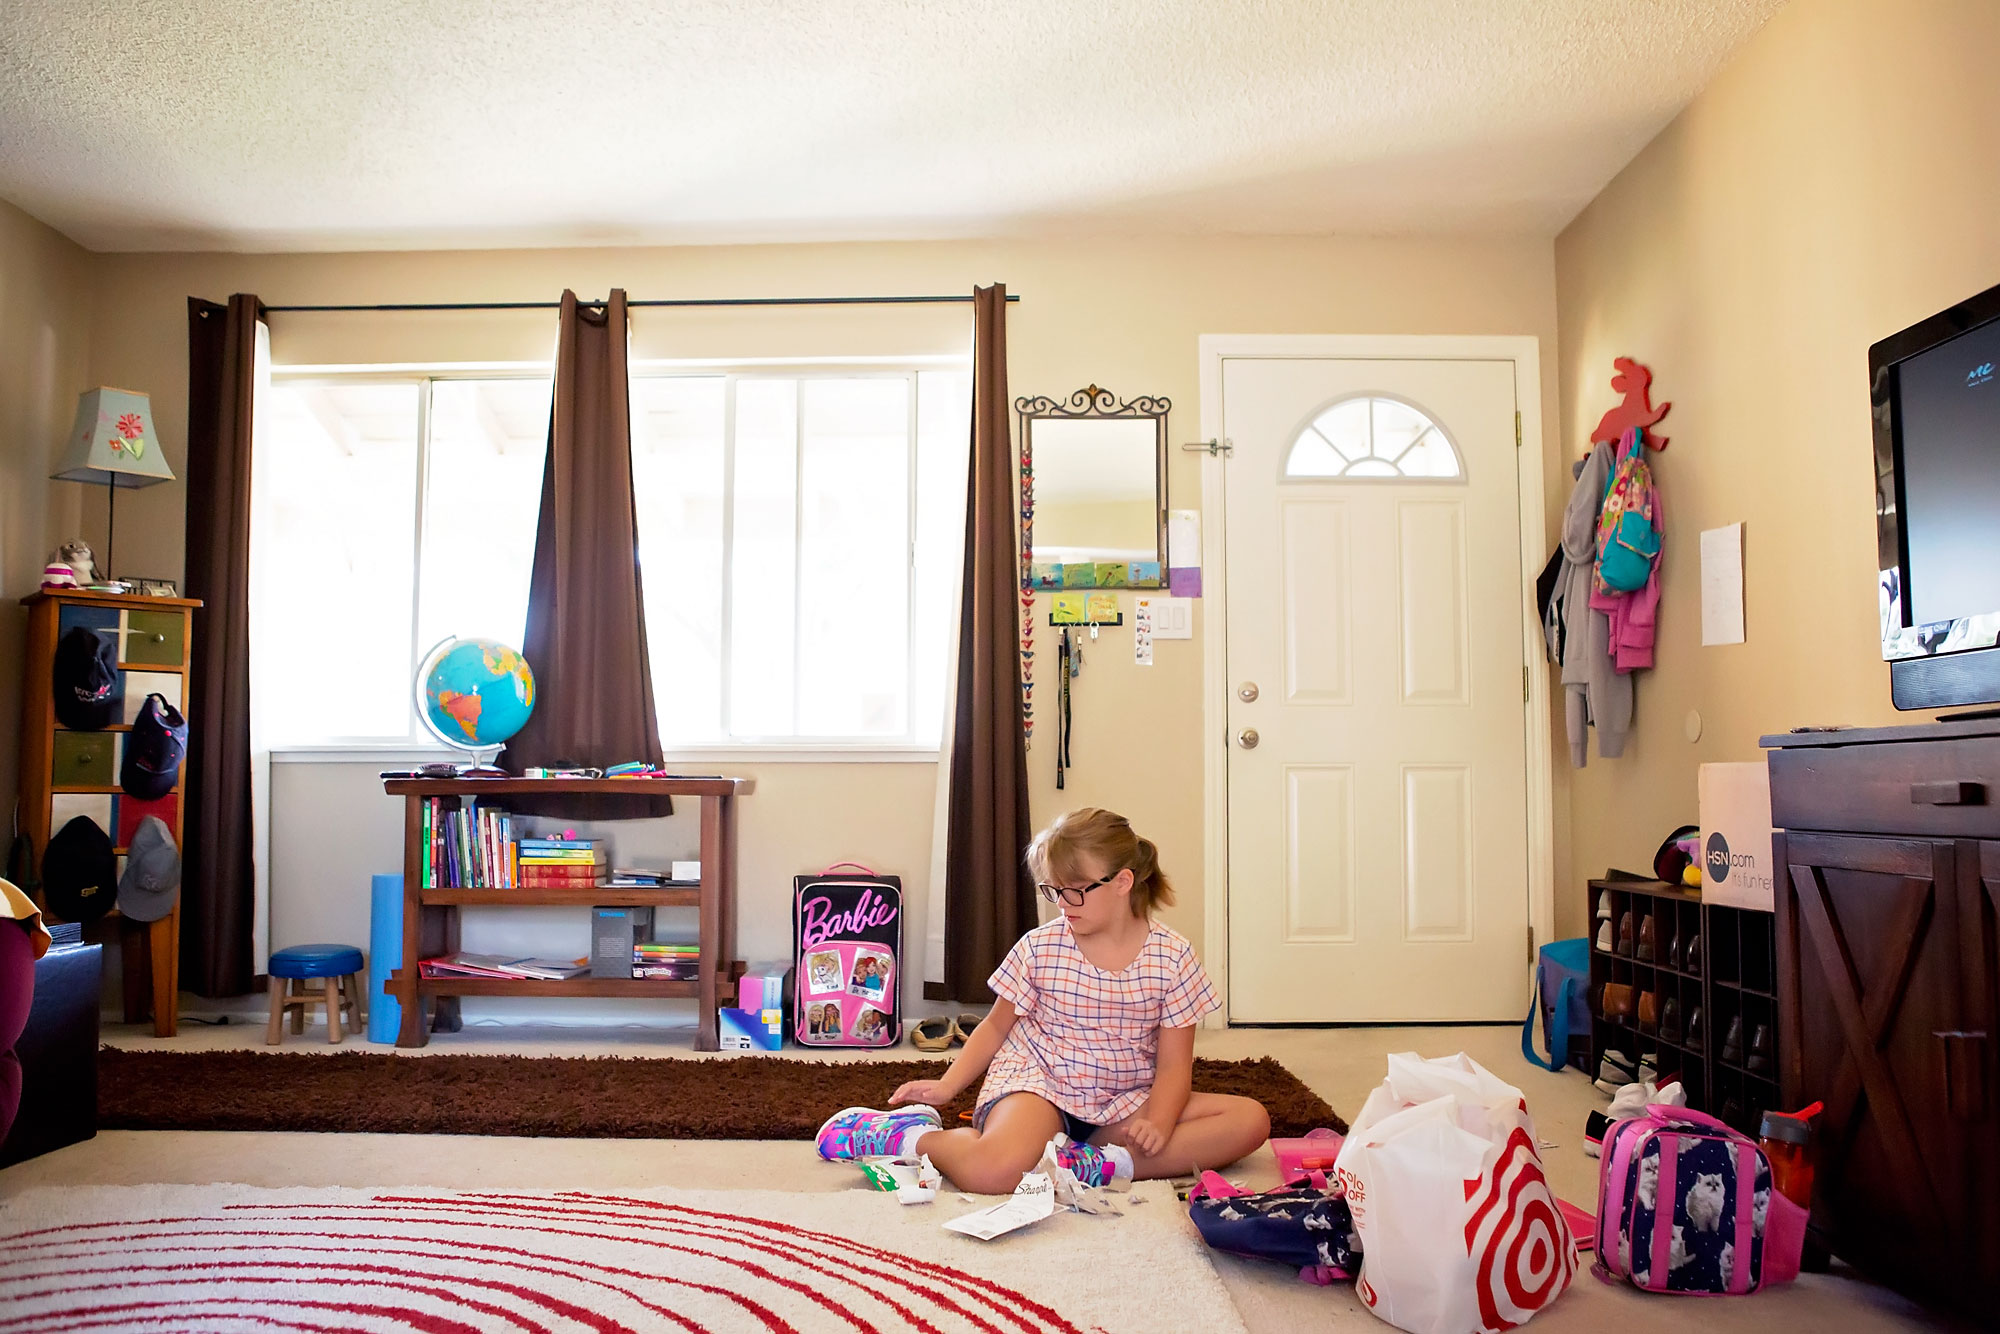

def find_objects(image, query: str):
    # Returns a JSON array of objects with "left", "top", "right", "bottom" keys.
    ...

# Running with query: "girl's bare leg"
[
  {"left": 1093, "top": 1092, "right": 1271, "bottom": 1182},
  {"left": 911, "top": 1092, "right": 1063, "bottom": 1195}
]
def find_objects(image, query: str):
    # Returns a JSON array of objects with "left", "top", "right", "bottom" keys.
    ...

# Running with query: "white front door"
[{"left": 1222, "top": 354, "right": 1531, "bottom": 1022}]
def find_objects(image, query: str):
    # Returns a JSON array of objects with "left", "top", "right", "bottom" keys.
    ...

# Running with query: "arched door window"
[{"left": 1284, "top": 396, "right": 1463, "bottom": 480}]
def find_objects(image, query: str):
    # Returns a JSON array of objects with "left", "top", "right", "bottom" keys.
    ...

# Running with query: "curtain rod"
[{"left": 262, "top": 294, "right": 1019, "bottom": 313}]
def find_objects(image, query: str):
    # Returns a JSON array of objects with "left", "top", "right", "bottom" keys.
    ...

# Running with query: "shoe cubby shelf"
[{"left": 1587, "top": 877, "right": 1780, "bottom": 1136}]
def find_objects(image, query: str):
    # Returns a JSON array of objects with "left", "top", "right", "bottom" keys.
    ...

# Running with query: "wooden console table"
[{"left": 381, "top": 775, "right": 755, "bottom": 1050}]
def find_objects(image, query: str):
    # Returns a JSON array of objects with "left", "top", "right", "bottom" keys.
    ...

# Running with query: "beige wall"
[
  {"left": 0, "top": 200, "right": 93, "bottom": 832},
  {"left": 75, "top": 234, "right": 1559, "bottom": 1003},
  {"left": 1553, "top": 0, "right": 2000, "bottom": 933}
]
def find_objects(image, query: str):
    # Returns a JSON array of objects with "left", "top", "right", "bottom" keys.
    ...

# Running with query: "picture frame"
[{"left": 131, "top": 578, "right": 178, "bottom": 598}]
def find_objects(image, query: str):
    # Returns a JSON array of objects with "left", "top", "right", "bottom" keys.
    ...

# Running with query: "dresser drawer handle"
[{"left": 1910, "top": 780, "right": 1985, "bottom": 806}]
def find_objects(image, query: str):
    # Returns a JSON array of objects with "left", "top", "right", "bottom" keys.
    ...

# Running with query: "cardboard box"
[
  {"left": 1699, "top": 762, "right": 1777, "bottom": 912},
  {"left": 591, "top": 906, "right": 654, "bottom": 978},
  {"left": 718, "top": 1007, "right": 784, "bottom": 1051}
]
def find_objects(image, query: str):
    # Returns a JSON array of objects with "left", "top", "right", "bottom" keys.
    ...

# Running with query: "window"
[
  {"left": 1285, "top": 395, "right": 1463, "bottom": 480},
  {"left": 253, "top": 365, "right": 968, "bottom": 751},
  {"left": 253, "top": 376, "right": 551, "bottom": 747},
  {"left": 632, "top": 370, "right": 970, "bottom": 747}
]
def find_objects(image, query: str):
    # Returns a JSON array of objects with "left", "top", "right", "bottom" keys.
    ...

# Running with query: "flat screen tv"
[{"left": 1872, "top": 279, "right": 2000, "bottom": 712}]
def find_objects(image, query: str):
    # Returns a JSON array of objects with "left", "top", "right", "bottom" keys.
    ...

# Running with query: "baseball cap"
[
  {"left": 52, "top": 626, "right": 120, "bottom": 731},
  {"left": 42, "top": 815, "right": 117, "bottom": 923},
  {"left": 122, "top": 693, "right": 188, "bottom": 800},
  {"left": 117, "top": 816, "right": 181, "bottom": 923}
]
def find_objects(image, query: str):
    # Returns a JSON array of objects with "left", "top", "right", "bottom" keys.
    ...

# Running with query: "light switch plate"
[{"left": 1152, "top": 598, "right": 1193, "bottom": 640}]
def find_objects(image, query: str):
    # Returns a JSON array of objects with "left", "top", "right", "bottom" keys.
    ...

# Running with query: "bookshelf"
[{"left": 381, "top": 775, "right": 755, "bottom": 1050}]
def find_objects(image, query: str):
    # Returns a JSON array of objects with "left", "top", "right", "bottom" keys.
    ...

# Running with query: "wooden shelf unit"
[
  {"left": 16, "top": 589, "right": 201, "bottom": 1038},
  {"left": 382, "top": 775, "right": 753, "bottom": 1051},
  {"left": 1587, "top": 876, "right": 1780, "bottom": 1135}
]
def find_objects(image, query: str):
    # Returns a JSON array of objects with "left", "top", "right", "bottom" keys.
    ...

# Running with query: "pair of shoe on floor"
[
  {"left": 910, "top": 1013, "right": 982, "bottom": 1051},
  {"left": 815, "top": 1105, "right": 1133, "bottom": 1188}
]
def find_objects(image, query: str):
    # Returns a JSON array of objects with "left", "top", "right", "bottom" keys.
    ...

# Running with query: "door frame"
[{"left": 1197, "top": 334, "right": 1554, "bottom": 1026}]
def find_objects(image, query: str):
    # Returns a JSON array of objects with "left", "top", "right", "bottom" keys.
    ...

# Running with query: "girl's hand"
[
  {"left": 891, "top": 1079, "right": 955, "bottom": 1108},
  {"left": 1120, "top": 1114, "right": 1168, "bottom": 1157}
]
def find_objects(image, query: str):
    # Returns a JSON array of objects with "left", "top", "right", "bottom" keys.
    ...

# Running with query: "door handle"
[
  {"left": 1237, "top": 682, "right": 1260, "bottom": 703},
  {"left": 1910, "top": 781, "right": 1985, "bottom": 806},
  {"left": 1236, "top": 729, "right": 1259, "bottom": 750}
]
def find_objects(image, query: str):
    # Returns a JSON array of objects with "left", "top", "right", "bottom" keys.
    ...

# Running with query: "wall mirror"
[{"left": 1018, "top": 386, "right": 1169, "bottom": 590}]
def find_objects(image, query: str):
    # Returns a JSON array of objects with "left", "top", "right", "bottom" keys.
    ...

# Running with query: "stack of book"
[
  {"left": 633, "top": 941, "right": 700, "bottom": 979},
  {"left": 419, "top": 952, "right": 590, "bottom": 981},
  {"left": 518, "top": 837, "right": 607, "bottom": 889},
  {"left": 420, "top": 798, "right": 517, "bottom": 889}
]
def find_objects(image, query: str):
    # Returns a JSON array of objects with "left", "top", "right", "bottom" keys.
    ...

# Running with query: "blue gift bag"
[
  {"left": 1522, "top": 937, "right": 1591, "bottom": 1072},
  {"left": 368, "top": 873, "right": 402, "bottom": 1044}
]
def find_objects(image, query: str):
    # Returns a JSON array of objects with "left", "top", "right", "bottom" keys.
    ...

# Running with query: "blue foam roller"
[{"left": 368, "top": 873, "right": 403, "bottom": 1043}]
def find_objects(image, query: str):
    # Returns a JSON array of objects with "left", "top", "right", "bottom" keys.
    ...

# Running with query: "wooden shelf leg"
[
  {"left": 150, "top": 906, "right": 180, "bottom": 1037},
  {"left": 396, "top": 794, "right": 429, "bottom": 1047},
  {"left": 696, "top": 794, "right": 723, "bottom": 1052}
]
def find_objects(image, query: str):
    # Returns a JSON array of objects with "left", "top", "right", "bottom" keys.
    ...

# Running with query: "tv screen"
[{"left": 1897, "top": 317, "right": 2000, "bottom": 628}]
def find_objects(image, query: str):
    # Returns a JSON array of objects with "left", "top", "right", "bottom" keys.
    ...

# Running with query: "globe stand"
[{"left": 419, "top": 745, "right": 507, "bottom": 779}]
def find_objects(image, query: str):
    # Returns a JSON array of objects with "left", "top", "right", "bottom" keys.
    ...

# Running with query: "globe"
[{"left": 415, "top": 637, "right": 536, "bottom": 756}]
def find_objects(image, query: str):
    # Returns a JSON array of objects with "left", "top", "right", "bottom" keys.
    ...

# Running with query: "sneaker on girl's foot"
[
  {"left": 815, "top": 1105, "right": 942, "bottom": 1162},
  {"left": 1051, "top": 1134, "right": 1133, "bottom": 1188}
]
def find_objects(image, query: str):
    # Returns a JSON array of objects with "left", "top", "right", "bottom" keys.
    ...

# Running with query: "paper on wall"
[
  {"left": 1700, "top": 522, "right": 1745, "bottom": 646},
  {"left": 1133, "top": 597, "right": 1156, "bottom": 666},
  {"left": 942, "top": 1172, "right": 1057, "bottom": 1240}
]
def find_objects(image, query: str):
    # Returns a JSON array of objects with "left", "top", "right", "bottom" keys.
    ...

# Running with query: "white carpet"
[{"left": 0, "top": 1181, "right": 1248, "bottom": 1334}]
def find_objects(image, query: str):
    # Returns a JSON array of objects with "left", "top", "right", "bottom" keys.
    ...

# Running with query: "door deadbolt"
[
  {"left": 1237, "top": 682, "right": 1259, "bottom": 703},
  {"left": 1237, "top": 729, "right": 1260, "bottom": 749}
]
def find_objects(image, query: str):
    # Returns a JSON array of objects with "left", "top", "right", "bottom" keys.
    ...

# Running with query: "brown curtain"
[
  {"left": 930, "top": 284, "right": 1034, "bottom": 1003},
  {"left": 504, "top": 291, "right": 672, "bottom": 820},
  {"left": 182, "top": 295, "right": 263, "bottom": 996}
]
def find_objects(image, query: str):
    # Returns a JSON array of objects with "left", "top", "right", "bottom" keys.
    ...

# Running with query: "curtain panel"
[
  {"left": 182, "top": 294, "right": 264, "bottom": 996},
  {"left": 929, "top": 283, "right": 1034, "bottom": 1003},
  {"left": 505, "top": 290, "right": 672, "bottom": 820}
]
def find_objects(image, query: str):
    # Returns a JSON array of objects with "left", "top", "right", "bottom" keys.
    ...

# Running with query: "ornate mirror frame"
[{"left": 1016, "top": 385, "right": 1170, "bottom": 592}]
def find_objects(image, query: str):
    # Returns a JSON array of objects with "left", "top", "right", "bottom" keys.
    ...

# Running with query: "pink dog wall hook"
[{"left": 1590, "top": 357, "right": 1670, "bottom": 451}]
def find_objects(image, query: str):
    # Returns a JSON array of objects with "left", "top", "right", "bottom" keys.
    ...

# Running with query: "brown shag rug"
[{"left": 99, "top": 1049, "right": 1342, "bottom": 1141}]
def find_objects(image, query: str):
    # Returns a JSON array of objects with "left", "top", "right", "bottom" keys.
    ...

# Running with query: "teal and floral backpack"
[{"left": 1595, "top": 426, "right": 1661, "bottom": 594}]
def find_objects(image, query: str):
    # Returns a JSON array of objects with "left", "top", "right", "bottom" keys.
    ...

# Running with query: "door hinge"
[
  {"left": 1523, "top": 665, "right": 1530, "bottom": 703},
  {"left": 1182, "top": 438, "right": 1234, "bottom": 457},
  {"left": 1528, "top": 924, "right": 1536, "bottom": 964},
  {"left": 1515, "top": 412, "right": 1522, "bottom": 449}
]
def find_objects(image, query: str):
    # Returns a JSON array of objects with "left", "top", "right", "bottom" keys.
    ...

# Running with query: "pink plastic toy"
[{"left": 1271, "top": 1126, "right": 1344, "bottom": 1184}]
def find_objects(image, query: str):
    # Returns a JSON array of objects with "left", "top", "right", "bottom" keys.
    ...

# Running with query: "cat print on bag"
[
  {"left": 1720, "top": 1242, "right": 1736, "bottom": 1289},
  {"left": 1636, "top": 1154, "right": 1660, "bottom": 1210},
  {"left": 1752, "top": 1187, "right": 1770, "bottom": 1235},
  {"left": 1668, "top": 1225, "right": 1694, "bottom": 1271},
  {"left": 1685, "top": 1174, "right": 1727, "bottom": 1233}
]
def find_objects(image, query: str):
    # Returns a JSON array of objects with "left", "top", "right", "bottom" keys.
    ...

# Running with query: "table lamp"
[{"left": 50, "top": 387, "right": 176, "bottom": 583}]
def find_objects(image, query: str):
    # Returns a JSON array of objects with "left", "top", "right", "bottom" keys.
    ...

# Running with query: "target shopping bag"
[{"left": 1333, "top": 1053, "right": 1578, "bottom": 1334}]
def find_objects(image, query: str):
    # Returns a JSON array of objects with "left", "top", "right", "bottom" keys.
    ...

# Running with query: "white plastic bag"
[{"left": 1333, "top": 1053, "right": 1577, "bottom": 1334}]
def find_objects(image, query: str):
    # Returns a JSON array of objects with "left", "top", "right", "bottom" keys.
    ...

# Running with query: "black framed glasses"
[{"left": 1037, "top": 873, "right": 1117, "bottom": 907}]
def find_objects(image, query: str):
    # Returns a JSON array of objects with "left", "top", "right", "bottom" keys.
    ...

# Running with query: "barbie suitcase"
[{"left": 793, "top": 863, "right": 902, "bottom": 1048}]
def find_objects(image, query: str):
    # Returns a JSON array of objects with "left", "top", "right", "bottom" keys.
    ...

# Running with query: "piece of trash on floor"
[
  {"left": 955, "top": 1192, "right": 977, "bottom": 1204},
  {"left": 858, "top": 1153, "right": 941, "bottom": 1205},
  {"left": 1128, "top": 1192, "right": 1145, "bottom": 1206},
  {"left": 943, "top": 1173, "right": 1057, "bottom": 1240},
  {"left": 1538, "top": 1139, "right": 1560, "bottom": 1151}
]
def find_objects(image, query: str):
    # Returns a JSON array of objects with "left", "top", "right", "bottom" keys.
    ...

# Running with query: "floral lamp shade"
[{"left": 51, "top": 387, "right": 176, "bottom": 487}]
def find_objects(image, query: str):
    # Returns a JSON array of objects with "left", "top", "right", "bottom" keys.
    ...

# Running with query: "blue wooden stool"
[{"left": 267, "top": 944, "right": 364, "bottom": 1044}]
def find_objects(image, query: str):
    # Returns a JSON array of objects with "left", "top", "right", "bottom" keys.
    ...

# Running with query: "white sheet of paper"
[
  {"left": 1167, "top": 510, "right": 1201, "bottom": 567},
  {"left": 1133, "top": 598, "right": 1156, "bottom": 666},
  {"left": 1700, "top": 523, "right": 1745, "bottom": 646}
]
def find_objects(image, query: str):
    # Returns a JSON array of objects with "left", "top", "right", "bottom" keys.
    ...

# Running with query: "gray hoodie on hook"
[{"left": 1547, "top": 441, "right": 1630, "bottom": 765}]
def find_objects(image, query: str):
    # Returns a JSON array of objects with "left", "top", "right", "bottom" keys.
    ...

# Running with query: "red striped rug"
[{"left": 0, "top": 1183, "right": 1247, "bottom": 1334}]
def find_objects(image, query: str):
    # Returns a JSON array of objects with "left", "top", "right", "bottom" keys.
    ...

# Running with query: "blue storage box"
[{"left": 718, "top": 1007, "right": 784, "bottom": 1051}]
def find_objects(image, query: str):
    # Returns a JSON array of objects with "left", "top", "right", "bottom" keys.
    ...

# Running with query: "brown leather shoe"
[
  {"left": 1636, "top": 914, "right": 1656, "bottom": 962},
  {"left": 1616, "top": 911, "right": 1634, "bottom": 956}
]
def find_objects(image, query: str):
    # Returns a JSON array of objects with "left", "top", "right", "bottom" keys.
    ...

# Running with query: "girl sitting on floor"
[{"left": 815, "top": 807, "right": 1270, "bottom": 1192}]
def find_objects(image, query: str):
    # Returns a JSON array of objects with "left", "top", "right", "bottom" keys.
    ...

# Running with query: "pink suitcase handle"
[
  {"left": 821, "top": 862, "right": 876, "bottom": 876},
  {"left": 1646, "top": 1103, "right": 1743, "bottom": 1136}
]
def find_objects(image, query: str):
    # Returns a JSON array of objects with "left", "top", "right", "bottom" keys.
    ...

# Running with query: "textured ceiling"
[{"left": 0, "top": 0, "right": 1783, "bottom": 253}]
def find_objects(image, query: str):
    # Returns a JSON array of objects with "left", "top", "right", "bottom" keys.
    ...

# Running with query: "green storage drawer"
[
  {"left": 52, "top": 730, "right": 117, "bottom": 789},
  {"left": 124, "top": 610, "right": 184, "bottom": 667}
]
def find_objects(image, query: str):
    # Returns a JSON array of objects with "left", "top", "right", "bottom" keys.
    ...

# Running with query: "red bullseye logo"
[{"left": 1464, "top": 1126, "right": 1576, "bottom": 1329}]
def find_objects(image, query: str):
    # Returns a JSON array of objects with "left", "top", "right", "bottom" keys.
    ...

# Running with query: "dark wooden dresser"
[{"left": 1765, "top": 721, "right": 1999, "bottom": 1312}]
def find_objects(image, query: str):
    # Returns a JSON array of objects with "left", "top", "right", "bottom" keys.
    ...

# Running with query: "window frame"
[
  {"left": 1281, "top": 391, "right": 1467, "bottom": 483},
  {"left": 259, "top": 358, "right": 967, "bottom": 761}
]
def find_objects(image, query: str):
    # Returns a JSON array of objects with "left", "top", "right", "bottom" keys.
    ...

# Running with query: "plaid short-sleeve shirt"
[{"left": 975, "top": 918, "right": 1220, "bottom": 1126}]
